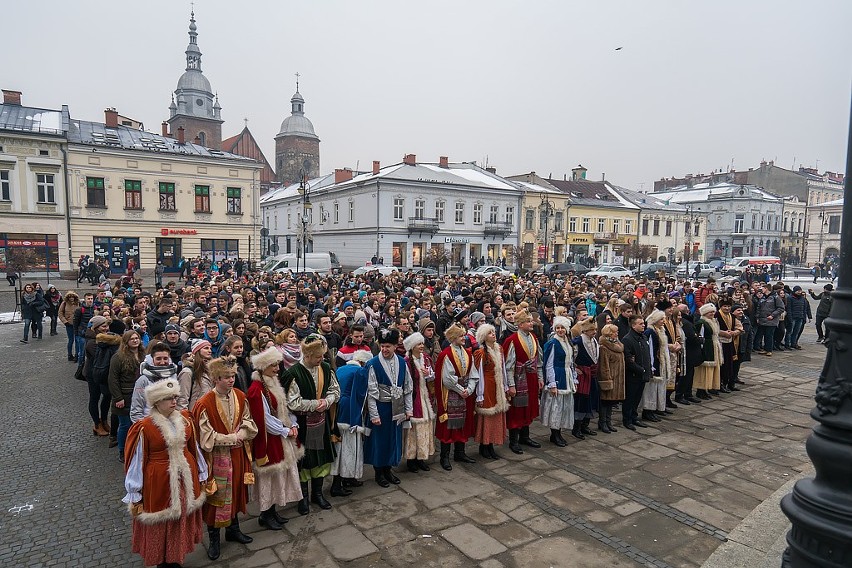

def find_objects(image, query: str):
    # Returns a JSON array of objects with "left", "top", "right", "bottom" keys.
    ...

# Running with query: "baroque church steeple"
[
  {"left": 166, "top": 10, "right": 222, "bottom": 148},
  {"left": 275, "top": 75, "right": 320, "bottom": 185}
]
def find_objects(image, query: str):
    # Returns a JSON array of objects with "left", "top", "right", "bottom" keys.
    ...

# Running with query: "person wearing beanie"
[
  {"left": 129, "top": 341, "right": 179, "bottom": 424},
  {"left": 434, "top": 323, "right": 478, "bottom": 470},
  {"left": 164, "top": 323, "right": 189, "bottom": 368},
  {"left": 418, "top": 317, "right": 441, "bottom": 363},
  {"left": 540, "top": 316, "right": 576, "bottom": 446},
  {"left": 246, "top": 347, "right": 304, "bottom": 531},
  {"left": 808, "top": 284, "right": 833, "bottom": 343},
  {"left": 123, "top": 377, "right": 208, "bottom": 568},
  {"left": 364, "top": 328, "right": 413, "bottom": 487},
  {"left": 402, "top": 332, "right": 437, "bottom": 472},
  {"left": 693, "top": 303, "right": 722, "bottom": 400},
  {"left": 178, "top": 339, "right": 213, "bottom": 411},
  {"left": 282, "top": 333, "right": 340, "bottom": 516},
  {"left": 193, "top": 356, "right": 258, "bottom": 559},
  {"left": 472, "top": 323, "right": 510, "bottom": 458},
  {"left": 331, "top": 349, "right": 373, "bottom": 496},
  {"left": 503, "top": 309, "right": 543, "bottom": 453}
]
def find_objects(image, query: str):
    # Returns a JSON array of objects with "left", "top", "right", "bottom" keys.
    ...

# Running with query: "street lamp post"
[
  {"left": 540, "top": 193, "right": 554, "bottom": 265},
  {"left": 296, "top": 169, "right": 310, "bottom": 274},
  {"left": 817, "top": 210, "right": 827, "bottom": 273},
  {"left": 780, "top": 97, "right": 852, "bottom": 567}
]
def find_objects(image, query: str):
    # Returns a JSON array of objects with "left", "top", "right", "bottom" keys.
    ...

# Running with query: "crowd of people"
[{"left": 15, "top": 263, "right": 830, "bottom": 568}]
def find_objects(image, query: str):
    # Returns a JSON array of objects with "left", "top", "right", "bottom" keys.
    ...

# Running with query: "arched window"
[{"left": 198, "top": 131, "right": 207, "bottom": 146}]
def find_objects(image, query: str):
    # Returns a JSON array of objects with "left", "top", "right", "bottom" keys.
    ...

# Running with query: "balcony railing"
[
  {"left": 408, "top": 216, "right": 440, "bottom": 234},
  {"left": 484, "top": 221, "right": 514, "bottom": 236}
]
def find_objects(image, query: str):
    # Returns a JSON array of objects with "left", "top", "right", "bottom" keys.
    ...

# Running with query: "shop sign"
[
  {"left": 161, "top": 228, "right": 198, "bottom": 235},
  {"left": 445, "top": 237, "right": 470, "bottom": 244},
  {"left": 568, "top": 236, "right": 590, "bottom": 244}
]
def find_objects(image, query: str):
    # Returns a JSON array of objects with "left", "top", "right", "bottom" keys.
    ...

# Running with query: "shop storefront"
[
  {"left": 201, "top": 238, "right": 240, "bottom": 262},
  {"left": 156, "top": 238, "right": 183, "bottom": 273},
  {"left": 94, "top": 236, "right": 140, "bottom": 272},
  {"left": 0, "top": 233, "right": 60, "bottom": 271}
]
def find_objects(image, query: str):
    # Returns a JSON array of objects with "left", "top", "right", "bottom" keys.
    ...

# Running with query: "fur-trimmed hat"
[
  {"left": 552, "top": 315, "right": 571, "bottom": 331},
  {"left": 208, "top": 356, "right": 237, "bottom": 380},
  {"left": 301, "top": 333, "right": 328, "bottom": 357},
  {"left": 109, "top": 319, "right": 126, "bottom": 335},
  {"left": 350, "top": 349, "right": 373, "bottom": 364},
  {"left": 145, "top": 378, "right": 180, "bottom": 407},
  {"left": 403, "top": 332, "right": 425, "bottom": 352},
  {"left": 699, "top": 303, "right": 717, "bottom": 316},
  {"left": 578, "top": 318, "right": 598, "bottom": 333},
  {"left": 475, "top": 323, "right": 496, "bottom": 346},
  {"left": 645, "top": 309, "right": 667, "bottom": 327},
  {"left": 378, "top": 328, "right": 400, "bottom": 345},
  {"left": 515, "top": 309, "right": 532, "bottom": 324},
  {"left": 444, "top": 323, "right": 466, "bottom": 343},
  {"left": 251, "top": 346, "right": 283, "bottom": 371},
  {"left": 655, "top": 299, "right": 672, "bottom": 311}
]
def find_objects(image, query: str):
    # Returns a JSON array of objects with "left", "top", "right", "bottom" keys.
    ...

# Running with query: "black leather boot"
[
  {"left": 272, "top": 507, "right": 288, "bottom": 525},
  {"left": 207, "top": 526, "right": 220, "bottom": 560},
  {"left": 330, "top": 475, "right": 352, "bottom": 496},
  {"left": 508, "top": 429, "right": 523, "bottom": 454},
  {"left": 407, "top": 459, "right": 420, "bottom": 473},
  {"left": 598, "top": 412, "right": 612, "bottom": 433},
  {"left": 605, "top": 406, "right": 618, "bottom": 432},
  {"left": 225, "top": 516, "right": 253, "bottom": 544},
  {"left": 581, "top": 417, "right": 597, "bottom": 436},
  {"left": 375, "top": 467, "right": 390, "bottom": 487},
  {"left": 311, "top": 477, "right": 332, "bottom": 510},
  {"left": 488, "top": 444, "right": 501, "bottom": 460},
  {"left": 417, "top": 459, "right": 431, "bottom": 471},
  {"left": 297, "top": 481, "right": 310, "bottom": 515},
  {"left": 453, "top": 442, "right": 476, "bottom": 463},
  {"left": 479, "top": 443, "right": 489, "bottom": 458},
  {"left": 383, "top": 467, "right": 401, "bottom": 485},
  {"left": 258, "top": 506, "right": 283, "bottom": 530},
  {"left": 342, "top": 477, "right": 364, "bottom": 487},
  {"left": 440, "top": 442, "right": 453, "bottom": 470},
  {"left": 550, "top": 429, "right": 567, "bottom": 447},
  {"left": 519, "top": 426, "right": 541, "bottom": 448},
  {"left": 571, "top": 422, "right": 585, "bottom": 440}
]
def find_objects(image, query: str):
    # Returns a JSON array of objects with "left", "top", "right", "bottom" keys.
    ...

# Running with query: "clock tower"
[
  {"left": 275, "top": 78, "right": 320, "bottom": 185},
  {"left": 166, "top": 11, "right": 223, "bottom": 149}
]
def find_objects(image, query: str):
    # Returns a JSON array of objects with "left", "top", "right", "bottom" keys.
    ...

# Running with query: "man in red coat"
[
  {"left": 434, "top": 323, "right": 478, "bottom": 470},
  {"left": 502, "top": 309, "right": 543, "bottom": 454}
]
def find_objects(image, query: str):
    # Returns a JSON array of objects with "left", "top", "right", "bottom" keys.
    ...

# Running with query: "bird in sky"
[{"left": 615, "top": 47, "right": 623, "bottom": 51}]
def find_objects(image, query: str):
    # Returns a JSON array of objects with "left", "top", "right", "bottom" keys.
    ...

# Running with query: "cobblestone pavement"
[{"left": 0, "top": 316, "right": 823, "bottom": 568}]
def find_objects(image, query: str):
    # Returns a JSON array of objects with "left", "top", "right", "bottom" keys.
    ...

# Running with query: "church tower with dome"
[
  {"left": 274, "top": 79, "right": 320, "bottom": 185},
  {"left": 166, "top": 11, "right": 223, "bottom": 149}
]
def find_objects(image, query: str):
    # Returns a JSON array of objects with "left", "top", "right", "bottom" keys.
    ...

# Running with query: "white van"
[
  {"left": 261, "top": 252, "right": 340, "bottom": 276},
  {"left": 724, "top": 256, "right": 781, "bottom": 276}
]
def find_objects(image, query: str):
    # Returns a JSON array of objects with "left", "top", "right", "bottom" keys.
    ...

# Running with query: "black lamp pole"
[{"left": 780, "top": 96, "right": 852, "bottom": 567}]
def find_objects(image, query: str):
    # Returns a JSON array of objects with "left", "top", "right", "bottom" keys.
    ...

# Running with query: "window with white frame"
[
  {"left": 334, "top": 202, "right": 339, "bottom": 224},
  {"left": 455, "top": 202, "right": 465, "bottom": 224},
  {"left": 349, "top": 200, "right": 354, "bottom": 222},
  {"left": 525, "top": 209, "right": 535, "bottom": 231},
  {"left": 393, "top": 198, "right": 404, "bottom": 221},
  {"left": 625, "top": 219, "right": 633, "bottom": 234},
  {"left": 37, "top": 173, "right": 55, "bottom": 203},
  {"left": 489, "top": 204, "right": 499, "bottom": 224},
  {"left": 435, "top": 200, "right": 445, "bottom": 223},
  {"left": 554, "top": 211, "right": 563, "bottom": 231},
  {"left": 473, "top": 203, "right": 483, "bottom": 224},
  {"left": 569, "top": 217, "right": 577, "bottom": 232},
  {"left": 506, "top": 206, "right": 514, "bottom": 225},
  {"left": 320, "top": 205, "right": 325, "bottom": 224},
  {"left": 598, "top": 218, "right": 606, "bottom": 232},
  {"left": 286, "top": 212, "right": 289, "bottom": 229},
  {"left": 0, "top": 170, "right": 10, "bottom": 201},
  {"left": 734, "top": 214, "right": 744, "bottom": 233},
  {"left": 612, "top": 219, "right": 620, "bottom": 234},
  {"left": 694, "top": 221, "right": 700, "bottom": 236},
  {"left": 414, "top": 199, "right": 425, "bottom": 220},
  {"left": 582, "top": 218, "right": 590, "bottom": 233}
]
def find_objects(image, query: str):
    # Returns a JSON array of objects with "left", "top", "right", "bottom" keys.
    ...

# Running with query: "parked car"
[
  {"left": 676, "top": 263, "right": 719, "bottom": 279},
  {"left": 587, "top": 266, "right": 633, "bottom": 279},
  {"left": 466, "top": 265, "right": 512, "bottom": 277},
  {"left": 403, "top": 267, "right": 439, "bottom": 276},
  {"left": 636, "top": 262, "right": 677, "bottom": 278},
  {"left": 352, "top": 265, "right": 400, "bottom": 276},
  {"left": 535, "top": 262, "right": 591, "bottom": 277}
]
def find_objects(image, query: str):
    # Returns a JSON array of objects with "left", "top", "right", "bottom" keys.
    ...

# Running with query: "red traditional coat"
[
  {"left": 434, "top": 345, "right": 476, "bottom": 443},
  {"left": 503, "top": 332, "right": 541, "bottom": 430}
]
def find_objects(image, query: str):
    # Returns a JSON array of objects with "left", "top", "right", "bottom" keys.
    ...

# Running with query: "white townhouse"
[{"left": 260, "top": 154, "right": 524, "bottom": 269}]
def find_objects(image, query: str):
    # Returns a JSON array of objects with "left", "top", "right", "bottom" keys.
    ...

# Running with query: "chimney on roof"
[
  {"left": 334, "top": 168, "right": 354, "bottom": 183},
  {"left": 563, "top": 174, "right": 567, "bottom": 181},
  {"left": 485, "top": 166, "right": 496, "bottom": 174},
  {"left": 439, "top": 156, "right": 449, "bottom": 168},
  {"left": 403, "top": 153, "right": 416, "bottom": 166},
  {"left": 104, "top": 108, "right": 118, "bottom": 128},
  {"left": 372, "top": 160, "right": 380, "bottom": 175},
  {"left": 194, "top": 135, "right": 202, "bottom": 145},
  {"left": 2, "top": 89, "right": 22, "bottom": 105},
  {"left": 601, "top": 173, "right": 606, "bottom": 181},
  {"left": 161, "top": 122, "right": 169, "bottom": 137},
  {"left": 571, "top": 165, "right": 587, "bottom": 181},
  {"left": 177, "top": 126, "right": 185, "bottom": 145}
]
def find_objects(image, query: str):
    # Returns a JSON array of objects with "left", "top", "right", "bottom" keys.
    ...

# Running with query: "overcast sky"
[{"left": 5, "top": 0, "right": 851, "bottom": 190}]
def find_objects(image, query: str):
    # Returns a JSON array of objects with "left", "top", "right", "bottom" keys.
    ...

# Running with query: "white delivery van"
[
  {"left": 261, "top": 252, "right": 340, "bottom": 275},
  {"left": 723, "top": 256, "right": 781, "bottom": 276}
]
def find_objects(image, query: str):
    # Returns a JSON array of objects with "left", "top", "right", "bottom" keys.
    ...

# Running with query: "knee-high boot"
[
  {"left": 606, "top": 405, "right": 618, "bottom": 432},
  {"left": 311, "top": 477, "right": 332, "bottom": 510},
  {"left": 206, "top": 526, "right": 220, "bottom": 560},
  {"left": 440, "top": 442, "right": 452, "bottom": 470},
  {"left": 508, "top": 428, "right": 523, "bottom": 454},
  {"left": 297, "top": 481, "right": 310, "bottom": 515}
]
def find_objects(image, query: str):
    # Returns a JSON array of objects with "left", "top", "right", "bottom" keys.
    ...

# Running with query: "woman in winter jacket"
[
  {"left": 20, "top": 283, "right": 45, "bottom": 343},
  {"left": 58, "top": 291, "right": 80, "bottom": 361},
  {"left": 109, "top": 330, "right": 146, "bottom": 460},
  {"left": 597, "top": 323, "right": 625, "bottom": 433},
  {"left": 84, "top": 317, "right": 117, "bottom": 436}
]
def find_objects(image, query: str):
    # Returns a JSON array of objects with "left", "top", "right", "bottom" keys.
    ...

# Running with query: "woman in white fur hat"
[
  {"left": 540, "top": 316, "right": 576, "bottom": 446},
  {"left": 473, "top": 324, "right": 509, "bottom": 459},
  {"left": 246, "top": 347, "right": 305, "bottom": 531},
  {"left": 403, "top": 332, "right": 437, "bottom": 471},
  {"left": 123, "top": 378, "right": 209, "bottom": 568},
  {"left": 693, "top": 303, "right": 723, "bottom": 400}
]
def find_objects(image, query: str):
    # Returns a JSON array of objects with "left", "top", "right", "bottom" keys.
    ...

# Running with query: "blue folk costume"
[
  {"left": 572, "top": 327, "right": 600, "bottom": 426},
  {"left": 332, "top": 361, "right": 370, "bottom": 481},
  {"left": 363, "top": 352, "right": 413, "bottom": 472},
  {"left": 540, "top": 333, "right": 577, "bottom": 431}
]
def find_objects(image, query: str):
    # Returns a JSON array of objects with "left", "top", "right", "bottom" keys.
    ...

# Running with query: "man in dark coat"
[
  {"left": 615, "top": 302, "right": 633, "bottom": 340},
  {"left": 675, "top": 304, "right": 703, "bottom": 405},
  {"left": 621, "top": 314, "right": 652, "bottom": 431}
]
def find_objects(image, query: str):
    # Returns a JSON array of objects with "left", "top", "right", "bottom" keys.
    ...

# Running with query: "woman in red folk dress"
[
  {"left": 472, "top": 324, "right": 509, "bottom": 460},
  {"left": 123, "top": 378, "right": 209, "bottom": 568}
]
